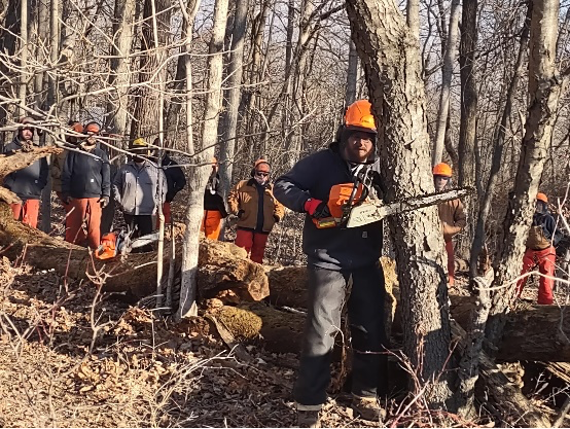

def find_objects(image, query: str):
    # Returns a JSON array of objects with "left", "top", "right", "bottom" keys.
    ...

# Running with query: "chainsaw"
[
  {"left": 95, "top": 229, "right": 160, "bottom": 260},
  {"left": 313, "top": 167, "right": 470, "bottom": 229}
]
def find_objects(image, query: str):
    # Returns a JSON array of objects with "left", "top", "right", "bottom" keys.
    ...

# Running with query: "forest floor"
[{"left": 1, "top": 196, "right": 568, "bottom": 427}]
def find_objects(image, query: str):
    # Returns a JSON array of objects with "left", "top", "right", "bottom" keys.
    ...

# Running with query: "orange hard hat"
[
  {"left": 433, "top": 163, "right": 452, "bottom": 178},
  {"left": 537, "top": 192, "right": 548, "bottom": 203},
  {"left": 344, "top": 100, "right": 377, "bottom": 134},
  {"left": 254, "top": 158, "right": 270, "bottom": 172}
]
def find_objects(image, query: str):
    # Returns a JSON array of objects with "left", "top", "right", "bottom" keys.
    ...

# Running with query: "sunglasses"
[{"left": 255, "top": 171, "right": 269, "bottom": 177}]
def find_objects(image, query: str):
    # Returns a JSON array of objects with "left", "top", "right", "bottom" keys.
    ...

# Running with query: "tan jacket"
[
  {"left": 438, "top": 198, "right": 466, "bottom": 241},
  {"left": 228, "top": 179, "right": 285, "bottom": 233},
  {"left": 51, "top": 150, "right": 68, "bottom": 193}
]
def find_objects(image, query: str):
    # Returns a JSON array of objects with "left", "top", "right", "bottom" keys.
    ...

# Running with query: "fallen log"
[{"left": 0, "top": 203, "right": 269, "bottom": 302}]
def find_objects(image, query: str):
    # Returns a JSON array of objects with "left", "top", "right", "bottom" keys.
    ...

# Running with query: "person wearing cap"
[
  {"left": 433, "top": 162, "right": 466, "bottom": 287},
  {"left": 151, "top": 138, "right": 186, "bottom": 225},
  {"left": 2, "top": 117, "right": 48, "bottom": 228},
  {"left": 273, "top": 100, "right": 388, "bottom": 426},
  {"left": 52, "top": 121, "right": 83, "bottom": 215},
  {"left": 61, "top": 121, "right": 110, "bottom": 248},
  {"left": 227, "top": 158, "right": 284, "bottom": 263},
  {"left": 201, "top": 157, "right": 227, "bottom": 240},
  {"left": 517, "top": 192, "right": 564, "bottom": 305},
  {"left": 113, "top": 138, "right": 167, "bottom": 249}
]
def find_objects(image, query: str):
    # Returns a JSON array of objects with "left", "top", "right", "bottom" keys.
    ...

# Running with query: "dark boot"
[
  {"left": 296, "top": 403, "right": 322, "bottom": 428},
  {"left": 351, "top": 395, "right": 386, "bottom": 422}
]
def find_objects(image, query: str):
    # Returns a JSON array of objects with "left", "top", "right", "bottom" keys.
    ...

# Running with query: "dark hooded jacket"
[{"left": 3, "top": 137, "right": 48, "bottom": 199}]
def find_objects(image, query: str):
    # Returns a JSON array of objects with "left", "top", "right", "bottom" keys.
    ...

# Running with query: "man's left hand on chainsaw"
[{"left": 304, "top": 198, "right": 331, "bottom": 219}]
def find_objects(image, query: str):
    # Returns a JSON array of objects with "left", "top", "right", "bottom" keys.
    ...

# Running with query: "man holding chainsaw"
[
  {"left": 432, "top": 162, "right": 466, "bottom": 287},
  {"left": 274, "top": 99, "right": 387, "bottom": 426}
]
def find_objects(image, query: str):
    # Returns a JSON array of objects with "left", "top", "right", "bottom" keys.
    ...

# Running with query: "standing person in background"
[
  {"left": 2, "top": 117, "right": 48, "bottom": 228},
  {"left": 228, "top": 158, "right": 284, "bottom": 263},
  {"left": 52, "top": 121, "right": 83, "bottom": 215},
  {"left": 113, "top": 138, "right": 166, "bottom": 250},
  {"left": 61, "top": 121, "right": 110, "bottom": 248},
  {"left": 152, "top": 138, "right": 186, "bottom": 225},
  {"left": 433, "top": 162, "right": 466, "bottom": 287},
  {"left": 517, "top": 192, "right": 563, "bottom": 305},
  {"left": 201, "top": 157, "right": 227, "bottom": 240}
]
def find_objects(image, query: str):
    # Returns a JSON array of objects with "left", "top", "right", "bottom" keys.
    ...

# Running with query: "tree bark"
[
  {"left": 485, "top": 0, "right": 563, "bottom": 348},
  {"left": 346, "top": 0, "right": 455, "bottom": 407},
  {"left": 18, "top": 0, "right": 28, "bottom": 116},
  {"left": 106, "top": 0, "right": 136, "bottom": 141},
  {"left": 178, "top": 0, "right": 229, "bottom": 320},
  {"left": 457, "top": 0, "right": 478, "bottom": 189},
  {"left": 432, "top": 0, "right": 460, "bottom": 166},
  {"left": 218, "top": 0, "right": 249, "bottom": 206},
  {"left": 129, "top": 0, "right": 171, "bottom": 142},
  {"left": 345, "top": 41, "right": 358, "bottom": 107}
]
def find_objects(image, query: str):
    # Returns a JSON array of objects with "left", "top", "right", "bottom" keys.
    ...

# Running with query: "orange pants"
[
  {"left": 11, "top": 199, "right": 40, "bottom": 228},
  {"left": 65, "top": 198, "right": 102, "bottom": 249},
  {"left": 156, "top": 202, "right": 172, "bottom": 228},
  {"left": 235, "top": 229, "right": 268, "bottom": 263},
  {"left": 445, "top": 240, "right": 455, "bottom": 286},
  {"left": 201, "top": 210, "right": 222, "bottom": 240},
  {"left": 517, "top": 246, "right": 555, "bottom": 305}
]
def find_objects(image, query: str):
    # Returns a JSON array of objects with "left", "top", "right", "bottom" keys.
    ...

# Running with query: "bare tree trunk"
[
  {"left": 345, "top": 41, "right": 358, "bottom": 107},
  {"left": 218, "top": 0, "right": 249, "bottom": 203},
  {"left": 287, "top": 0, "right": 314, "bottom": 168},
  {"left": 130, "top": 0, "right": 171, "bottom": 142},
  {"left": 456, "top": 0, "right": 478, "bottom": 254},
  {"left": 178, "top": 0, "right": 228, "bottom": 320},
  {"left": 457, "top": 0, "right": 478, "bottom": 188},
  {"left": 32, "top": 0, "right": 48, "bottom": 111},
  {"left": 164, "top": 0, "right": 200, "bottom": 144},
  {"left": 470, "top": 6, "right": 531, "bottom": 279},
  {"left": 0, "top": 0, "right": 19, "bottom": 137},
  {"left": 406, "top": 0, "right": 419, "bottom": 38},
  {"left": 18, "top": 0, "right": 28, "bottom": 116},
  {"left": 432, "top": 0, "right": 460, "bottom": 166},
  {"left": 39, "top": 0, "right": 59, "bottom": 233},
  {"left": 106, "top": 0, "right": 136, "bottom": 141},
  {"left": 485, "top": 0, "right": 562, "bottom": 348},
  {"left": 346, "top": 0, "right": 455, "bottom": 407}
]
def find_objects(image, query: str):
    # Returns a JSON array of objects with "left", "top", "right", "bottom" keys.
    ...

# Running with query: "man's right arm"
[{"left": 274, "top": 155, "right": 320, "bottom": 213}]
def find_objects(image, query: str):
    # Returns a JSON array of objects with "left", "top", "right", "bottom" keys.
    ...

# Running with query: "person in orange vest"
[
  {"left": 61, "top": 121, "right": 110, "bottom": 248},
  {"left": 517, "top": 192, "right": 564, "bottom": 304},
  {"left": 228, "top": 158, "right": 284, "bottom": 263},
  {"left": 52, "top": 121, "right": 83, "bottom": 216},
  {"left": 2, "top": 117, "right": 48, "bottom": 228},
  {"left": 201, "top": 157, "right": 227, "bottom": 240},
  {"left": 433, "top": 162, "right": 466, "bottom": 287}
]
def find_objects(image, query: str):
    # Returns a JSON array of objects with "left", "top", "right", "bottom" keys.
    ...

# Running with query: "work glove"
[
  {"left": 304, "top": 198, "right": 331, "bottom": 219},
  {"left": 99, "top": 196, "right": 110, "bottom": 208},
  {"left": 237, "top": 209, "right": 245, "bottom": 219}
]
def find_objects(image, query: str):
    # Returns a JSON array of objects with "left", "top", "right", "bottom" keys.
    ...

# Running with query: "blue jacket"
[
  {"left": 2, "top": 137, "right": 48, "bottom": 199},
  {"left": 274, "top": 143, "right": 384, "bottom": 270}
]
